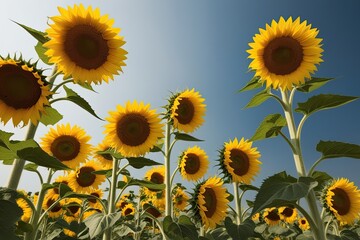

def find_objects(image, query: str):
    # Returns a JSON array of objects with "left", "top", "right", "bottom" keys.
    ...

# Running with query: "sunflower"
[
  {"left": 104, "top": 101, "right": 164, "bottom": 157},
  {"left": 122, "top": 203, "right": 136, "bottom": 217},
  {"left": 63, "top": 229, "right": 77, "bottom": 238},
  {"left": 63, "top": 198, "right": 83, "bottom": 223},
  {"left": 44, "top": 4, "right": 127, "bottom": 84},
  {"left": 93, "top": 141, "right": 116, "bottom": 169},
  {"left": 143, "top": 166, "right": 165, "bottom": 196},
  {"left": 263, "top": 208, "right": 281, "bottom": 226},
  {"left": 279, "top": 206, "right": 297, "bottom": 224},
  {"left": 40, "top": 123, "right": 92, "bottom": 169},
  {"left": 173, "top": 187, "right": 189, "bottom": 211},
  {"left": 247, "top": 17, "right": 323, "bottom": 90},
  {"left": 0, "top": 57, "right": 52, "bottom": 126},
  {"left": 218, "top": 138, "right": 261, "bottom": 184},
  {"left": 190, "top": 176, "right": 229, "bottom": 230},
  {"left": 16, "top": 198, "right": 32, "bottom": 223},
  {"left": 323, "top": 178, "right": 360, "bottom": 225},
  {"left": 87, "top": 188, "right": 104, "bottom": 206},
  {"left": 43, "top": 191, "right": 63, "bottom": 219},
  {"left": 298, "top": 217, "right": 310, "bottom": 231},
  {"left": 68, "top": 160, "right": 106, "bottom": 193},
  {"left": 252, "top": 212, "right": 261, "bottom": 223},
  {"left": 179, "top": 146, "right": 209, "bottom": 182}
]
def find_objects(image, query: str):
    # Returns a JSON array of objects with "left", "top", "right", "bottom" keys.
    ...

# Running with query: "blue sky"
[{"left": 1, "top": 1, "right": 359, "bottom": 200}]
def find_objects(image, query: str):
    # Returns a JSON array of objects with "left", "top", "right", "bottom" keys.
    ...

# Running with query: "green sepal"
[{"left": 250, "top": 114, "right": 286, "bottom": 141}]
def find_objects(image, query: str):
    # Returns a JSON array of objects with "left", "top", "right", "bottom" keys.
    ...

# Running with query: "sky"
[{"left": 0, "top": 0, "right": 359, "bottom": 204}]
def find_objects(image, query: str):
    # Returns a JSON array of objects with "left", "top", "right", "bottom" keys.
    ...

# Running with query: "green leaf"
[
  {"left": 295, "top": 94, "right": 358, "bottom": 116},
  {"left": 34, "top": 41, "right": 52, "bottom": 65},
  {"left": 244, "top": 89, "right": 272, "bottom": 109},
  {"left": 177, "top": 215, "right": 199, "bottom": 240},
  {"left": 39, "top": 107, "right": 63, "bottom": 126},
  {"left": 84, "top": 212, "right": 121, "bottom": 239},
  {"left": 150, "top": 140, "right": 164, "bottom": 152},
  {"left": 59, "top": 183, "right": 73, "bottom": 198},
  {"left": 224, "top": 217, "right": 255, "bottom": 240},
  {"left": 239, "top": 184, "right": 259, "bottom": 192},
  {"left": 339, "top": 229, "right": 360, "bottom": 240},
  {"left": 0, "top": 145, "right": 16, "bottom": 164},
  {"left": 311, "top": 171, "right": 333, "bottom": 193},
  {"left": 76, "top": 81, "right": 96, "bottom": 92},
  {"left": 251, "top": 172, "right": 318, "bottom": 215},
  {"left": 250, "top": 114, "right": 287, "bottom": 141},
  {"left": 0, "top": 200, "right": 23, "bottom": 240},
  {"left": 23, "top": 163, "right": 38, "bottom": 172},
  {"left": 126, "top": 179, "right": 165, "bottom": 191},
  {"left": 63, "top": 85, "right": 103, "bottom": 120},
  {"left": 12, "top": 21, "right": 49, "bottom": 44},
  {"left": 173, "top": 132, "right": 203, "bottom": 142},
  {"left": 127, "top": 157, "right": 162, "bottom": 169},
  {"left": 16, "top": 221, "right": 33, "bottom": 233},
  {"left": 316, "top": 141, "right": 360, "bottom": 160},
  {"left": 239, "top": 76, "right": 263, "bottom": 92},
  {"left": 96, "top": 148, "right": 123, "bottom": 160},
  {"left": 297, "top": 77, "right": 334, "bottom": 92},
  {"left": 92, "top": 169, "right": 113, "bottom": 178}
]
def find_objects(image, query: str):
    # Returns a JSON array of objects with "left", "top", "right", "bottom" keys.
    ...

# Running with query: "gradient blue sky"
[{"left": 1, "top": 1, "right": 359, "bottom": 199}]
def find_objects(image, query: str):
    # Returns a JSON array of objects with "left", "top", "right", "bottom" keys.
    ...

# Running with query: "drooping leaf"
[
  {"left": 173, "top": 132, "right": 203, "bottom": 142},
  {"left": 239, "top": 184, "right": 259, "bottom": 192},
  {"left": 244, "top": 89, "right": 272, "bottom": 109},
  {"left": 295, "top": 94, "right": 358, "bottom": 116},
  {"left": 297, "top": 77, "right": 334, "bottom": 92},
  {"left": 16, "top": 221, "right": 33, "bottom": 233},
  {"left": 84, "top": 212, "right": 121, "bottom": 239},
  {"left": 250, "top": 114, "right": 286, "bottom": 141},
  {"left": 34, "top": 42, "right": 52, "bottom": 65},
  {"left": 39, "top": 106, "right": 63, "bottom": 126},
  {"left": 224, "top": 217, "right": 255, "bottom": 240},
  {"left": 12, "top": 21, "right": 49, "bottom": 44},
  {"left": 339, "top": 229, "right": 360, "bottom": 240},
  {"left": 316, "top": 140, "right": 360, "bottom": 160},
  {"left": 126, "top": 157, "right": 162, "bottom": 169},
  {"left": 238, "top": 75, "right": 263, "bottom": 92}
]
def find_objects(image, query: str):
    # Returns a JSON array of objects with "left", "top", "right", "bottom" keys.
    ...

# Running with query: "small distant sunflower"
[
  {"left": 173, "top": 187, "right": 189, "bottom": 211},
  {"left": 190, "top": 176, "right": 229, "bottom": 229},
  {"left": 218, "top": 138, "right": 261, "bottom": 184},
  {"left": 179, "top": 146, "right": 209, "bottom": 182},
  {"left": 68, "top": 160, "right": 106, "bottom": 193},
  {"left": 247, "top": 17, "right": 323, "bottom": 90},
  {"left": 168, "top": 89, "right": 206, "bottom": 133},
  {"left": 63, "top": 198, "right": 83, "bottom": 223},
  {"left": 298, "top": 217, "right": 310, "bottom": 231},
  {"left": 104, "top": 101, "right": 164, "bottom": 157},
  {"left": 43, "top": 193, "right": 63, "bottom": 219},
  {"left": 93, "top": 142, "right": 115, "bottom": 169},
  {"left": 40, "top": 123, "right": 92, "bottom": 169},
  {"left": 279, "top": 206, "right": 297, "bottom": 224},
  {"left": 44, "top": 4, "right": 127, "bottom": 84},
  {"left": 143, "top": 166, "right": 165, "bottom": 196},
  {"left": 16, "top": 198, "right": 32, "bottom": 223},
  {"left": 0, "top": 57, "right": 52, "bottom": 126},
  {"left": 323, "top": 178, "right": 360, "bottom": 225},
  {"left": 263, "top": 208, "right": 281, "bottom": 226},
  {"left": 122, "top": 203, "right": 136, "bottom": 217}
]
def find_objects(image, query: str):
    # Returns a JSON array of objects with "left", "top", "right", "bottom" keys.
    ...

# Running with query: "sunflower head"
[
  {"left": 247, "top": 17, "right": 323, "bottom": 90},
  {"left": 0, "top": 56, "right": 52, "bottom": 126},
  {"left": 217, "top": 137, "right": 261, "bottom": 184},
  {"left": 178, "top": 146, "right": 209, "bottom": 182},
  {"left": 263, "top": 207, "right": 281, "bottom": 226},
  {"left": 165, "top": 89, "right": 206, "bottom": 133},
  {"left": 279, "top": 206, "right": 297, "bottom": 224},
  {"left": 173, "top": 186, "right": 190, "bottom": 212},
  {"left": 44, "top": 4, "right": 127, "bottom": 84},
  {"left": 322, "top": 178, "right": 360, "bottom": 225},
  {"left": 104, "top": 101, "right": 164, "bottom": 157},
  {"left": 122, "top": 203, "right": 136, "bottom": 217},
  {"left": 143, "top": 166, "right": 165, "bottom": 196},
  {"left": 63, "top": 198, "right": 83, "bottom": 223},
  {"left": 87, "top": 188, "right": 104, "bottom": 206},
  {"left": 298, "top": 217, "right": 310, "bottom": 231},
  {"left": 42, "top": 192, "right": 63, "bottom": 219},
  {"left": 16, "top": 198, "right": 32, "bottom": 223},
  {"left": 93, "top": 141, "right": 117, "bottom": 170}
]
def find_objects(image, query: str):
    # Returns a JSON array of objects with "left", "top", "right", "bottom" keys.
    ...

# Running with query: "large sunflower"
[
  {"left": 40, "top": 123, "right": 92, "bottom": 169},
  {"left": 247, "top": 17, "right": 323, "bottom": 90},
  {"left": 168, "top": 89, "right": 206, "bottom": 133},
  {"left": 104, "top": 101, "right": 164, "bottom": 157},
  {"left": 191, "top": 176, "right": 229, "bottom": 229},
  {"left": 44, "top": 4, "right": 127, "bottom": 84},
  {"left": 0, "top": 58, "right": 52, "bottom": 126},
  {"left": 219, "top": 138, "right": 261, "bottom": 184},
  {"left": 323, "top": 178, "right": 360, "bottom": 225},
  {"left": 179, "top": 146, "right": 209, "bottom": 182}
]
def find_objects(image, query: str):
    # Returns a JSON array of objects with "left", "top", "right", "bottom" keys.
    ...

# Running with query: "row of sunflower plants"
[{"left": 1, "top": 3, "right": 360, "bottom": 240}]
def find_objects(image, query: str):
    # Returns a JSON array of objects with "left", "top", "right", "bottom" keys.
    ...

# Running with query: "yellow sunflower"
[
  {"left": 323, "top": 178, "right": 360, "bottom": 225},
  {"left": 298, "top": 217, "right": 310, "bottom": 231},
  {"left": 247, "top": 17, "right": 323, "bottom": 90},
  {"left": 68, "top": 160, "right": 106, "bottom": 193},
  {"left": 63, "top": 198, "right": 83, "bottom": 223},
  {"left": 0, "top": 58, "right": 52, "bottom": 126},
  {"left": 87, "top": 188, "right": 104, "bottom": 207},
  {"left": 179, "top": 146, "right": 209, "bottom": 182},
  {"left": 40, "top": 123, "right": 92, "bottom": 169},
  {"left": 252, "top": 212, "right": 261, "bottom": 223},
  {"left": 263, "top": 208, "right": 281, "bottom": 226},
  {"left": 104, "top": 101, "right": 164, "bottom": 157},
  {"left": 194, "top": 176, "right": 229, "bottom": 229},
  {"left": 42, "top": 192, "right": 63, "bottom": 219},
  {"left": 44, "top": 4, "right": 127, "bottom": 84},
  {"left": 63, "top": 229, "right": 77, "bottom": 238},
  {"left": 93, "top": 141, "right": 116, "bottom": 169},
  {"left": 16, "top": 198, "right": 32, "bottom": 223},
  {"left": 169, "top": 89, "right": 206, "bottom": 133},
  {"left": 122, "top": 203, "right": 136, "bottom": 217},
  {"left": 279, "top": 206, "right": 297, "bottom": 224},
  {"left": 173, "top": 187, "right": 189, "bottom": 211},
  {"left": 219, "top": 137, "right": 261, "bottom": 184},
  {"left": 143, "top": 166, "right": 165, "bottom": 195}
]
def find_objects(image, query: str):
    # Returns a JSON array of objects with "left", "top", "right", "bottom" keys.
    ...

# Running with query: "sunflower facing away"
[
  {"left": 168, "top": 89, "right": 206, "bottom": 133},
  {"left": 104, "top": 101, "right": 164, "bottom": 157},
  {"left": 323, "top": 178, "right": 360, "bottom": 225},
  {"left": 41, "top": 123, "right": 92, "bottom": 169},
  {"left": 0, "top": 57, "right": 52, "bottom": 126},
  {"left": 191, "top": 176, "right": 229, "bottom": 229},
  {"left": 44, "top": 4, "right": 127, "bottom": 84},
  {"left": 247, "top": 17, "right": 323, "bottom": 90},
  {"left": 218, "top": 137, "right": 261, "bottom": 184},
  {"left": 179, "top": 146, "right": 209, "bottom": 182}
]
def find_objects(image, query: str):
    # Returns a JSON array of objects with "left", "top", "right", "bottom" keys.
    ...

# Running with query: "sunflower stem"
[
  {"left": 164, "top": 121, "right": 172, "bottom": 217},
  {"left": 233, "top": 182, "right": 242, "bottom": 224}
]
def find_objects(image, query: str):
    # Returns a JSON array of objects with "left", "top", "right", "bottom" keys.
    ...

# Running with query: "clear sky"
[{"left": 1, "top": 0, "right": 359, "bottom": 199}]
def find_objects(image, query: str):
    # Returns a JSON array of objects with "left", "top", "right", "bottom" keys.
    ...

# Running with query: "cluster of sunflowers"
[{"left": 1, "top": 3, "right": 360, "bottom": 240}]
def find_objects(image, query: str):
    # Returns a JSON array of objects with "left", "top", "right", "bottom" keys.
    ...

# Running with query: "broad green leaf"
[
  {"left": 0, "top": 130, "right": 14, "bottom": 146},
  {"left": 251, "top": 172, "right": 317, "bottom": 215},
  {"left": 244, "top": 89, "right": 272, "bottom": 109},
  {"left": 239, "top": 184, "right": 259, "bottom": 192},
  {"left": 84, "top": 212, "right": 121, "bottom": 239},
  {"left": 224, "top": 217, "right": 255, "bottom": 240},
  {"left": 39, "top": 107, "right": 63, "bottom": 126},
  {"left": 177, "top": 215, "right": 199, "bottom": 240},
  {"left": 0, "top": 146, "right": 16, "bottom": 164},
  {"left": 59, "top": 183, "right": 73, "bottom": 198},
  {"left": 0, "top": 200, "right": 22, "bottom": 240},
  {"left": 339, "top": 229, "right": 360, "bottom": 240},
  {"left": 250, "top": 114, "right": 286, "bottom": 141},
  {"left": 12, "top": 21, "right": 49, "bottom": 44},
  {"left": 63, "top": 85, "right": 103, "bottom": 120},
  {"left": 34, "top": 42, "right": 52, "bottom": 65},
  {"left": 163, "top": 216, "right": 183, "bottom": 240},
  {"left": 126, "top": 157, "right": 162, "bottom": 169},
  {"left": 239, "top": 76, "right": 263, "bottom": 92},
  {"left": 311, "top": 171, "right": 333, "bottom": 193},
  {"left": 297, "top": 77, "right": 334, "bottom": 92},
  {"left": 173, "top": 132, "right": 203, "bottom": 141},
  {"left": 23, "top": 163, "right": 38, "bottom": 172},
  {"left": 16, "top": 221, "right": 33, "bottom": 233},
  {"left": 317, "top": 140, "right": 360, "bottom": 160},
  {"left": 295, "top": 94, "right": 358, "bottom": 116}
]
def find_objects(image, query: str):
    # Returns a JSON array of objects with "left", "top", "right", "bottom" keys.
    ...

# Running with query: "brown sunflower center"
[
  {"left": 116, "top": 113, "right": 150, "bottom": 147},
  {"left": 229, "top": 149, "right": 250, "bottom": 176},
  {"left": 331, "top": 188, "right": 351, "bottom": 215},
  {"left": 263, "top": 36, "right": 303, "bottom": 75},
  {"left": 175, "top": 98, "right": 195, "bottom": 124},
  {"left": 184, "top": 153, "right": 201, "bottom": 174},
  {"left": 50, "top": 135, "right": 81, "bottom": 161},
  {"left": 46, "top": 198, "right": 62, "bottom": 213},
  {"left": 124, "top": 207, "right": 133, "bottom": 216},
  {"left": 266, "top": 210, "right": 280, "bottom": 221},
  {"left": 281, "top": 207, "right": 294, "bottom": 217},
  {"left": 301, "top": 219, "right": 307, "bottom": 225},
  {"left": 203, "top": 187, "right": 217, "bottom": 218},
  {"left": 76, "top": 166, "right": 96, "bottom": 187},
  {"left": 67, "top": 202, "right": 80, "bottom": 215},
  {"left": 64, "top": 24, "right": 109, "bottom": 70},
  {"left": 88, "top": 193, "right": 100, "bottom": 204},
  {"left": 150, "top": 172, "right": 164, "bottom": 184},
  {"left": 0, "top": 64, "right": 42, "bottom": 109}
]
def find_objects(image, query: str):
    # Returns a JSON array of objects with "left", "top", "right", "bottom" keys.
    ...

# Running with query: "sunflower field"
[{"left": 1, "top": 3, "right": 360, "bottom": 240}]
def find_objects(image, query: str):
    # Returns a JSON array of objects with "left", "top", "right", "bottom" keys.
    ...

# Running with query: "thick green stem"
[
  {"left": 164, "top": 122, "right": 172, "bottom": 217},
  {"left": 233, "top": 182, "right": 242, "bottom": 224}
]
